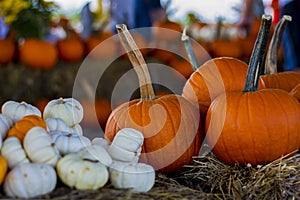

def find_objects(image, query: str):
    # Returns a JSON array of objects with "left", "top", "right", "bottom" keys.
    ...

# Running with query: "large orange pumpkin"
[
  {"left": 206, "top": 15, "right": 300, "bottom": 166},
  {"left": 0, "top": 39, "right": 16, "bottom": 65},
  {"left": 19, "top": 39, "right": 58, "bottom": 70},
  {"left": 8, "top": 115, "right": 47, "bottom": 142},
  {"left": 104, "top": 24, "right": 202, "bottom": 173},
  {"left": 261, "top": 15, "right": 300, "bottom": 92}
]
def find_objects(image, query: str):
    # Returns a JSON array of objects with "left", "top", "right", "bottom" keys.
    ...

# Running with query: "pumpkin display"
[
  {"left": 109, "top": 161, "right": 155, "bottom": 192},
  {"left": 0, "top": 114, "right": 13, "bottom": 140},
  {"left": 49, "top": 131, "right": 91, "bottom": 155},
  {"left": 108, "top": 128, "right": 144, "bottom": 163},
  {"left": 104, "top": 24, "right": 202, "bottom": 173},
  {"left": 2, "top": 100, "right": 41, "bottom": 123},
  {"left": 56, "top": 34, "right": 85, "bottom": 62},
  {"left": 206, "top": 15, "right": 300, "bottom": 165},
  {"left": 290, "top": 83, "right": 300, "bottom": 102},
  {"left": 0, "top": 155, "right": 8, "bottom": 185},
  {"left": 1, "top": 137, "right": 30, "bottom": 169},
  {"left": 8, "top": 115, "right": 47, "bottom": 142},
  {"left": 92, "top": 137, "right": 110, "bottom": 150},
  {"left": 4, "top": 163, "right": 57, "bottom": 198},
  {"left": 19, "top": 39, "right": 58, "bottom": 70},
  {"left": 56, "top": 151, "right": 109, "bottom": 190},
  {"left": 43, "top": 97, "right": 84, "bottom": 126},
  {"left": 0, "top": 38, "right": 16, "bottom": 65},
  {"left": 261, "top": 15, "right": 300, "bottom": 92},
  {"left": 46, "top": 117, "right": 72, "bottom": 133},
  {"left": 23, "top": 127, "right": 61, "bottom": 167}
]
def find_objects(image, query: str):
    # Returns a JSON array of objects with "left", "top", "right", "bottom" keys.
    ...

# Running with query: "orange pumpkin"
[
  {"left": 57, "top": 35, "right": 85, "bottom": 62},
  {"left": 104, "top": 24, "right": 202, "bottom": 173},
  {"left": 35, "top": 98, "right": 50, "bottom": 113},
  {"left": 19, "top": 39, "right": 58, "bottom": 70},
  {"left": 95, "top": 98, "right": 112, "bottom": 128},
  {"left": 8, "top": 115, "right": 47, "bottom": 142},
  {"left": 85, "top": 31, "right": 117, "bottom": 59},
  {"left": 261, "top": 15, "right": 300, "bottom": 92},
  {"left": 206, "top": 14, "right": 300, "bottom": 165},
  {"left": 0, "top": 156, "right": 7, "bottom": 185},
  {"left": 169, "top": 57, "right": 194, "bottom": 79},
  {"left": 0, "top": 39, "right": 16, "bottom": 65},
  {"left": 153, "top": 19, "right": 182, "bottom": 42},
  {"left": 210, "top": 39, "right": 242, "bottom": 58}
]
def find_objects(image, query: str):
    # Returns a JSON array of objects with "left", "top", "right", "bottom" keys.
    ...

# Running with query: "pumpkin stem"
[
  {"left": 181, "top": 27, "right": 199, "bottom": 71},
  {"left": 264, "top": 15, "right": 291, "bottom": 75},
  {"left": 116, "top": 24, "right": 155, "bottom": 101},
  {"left": 58, "top": 97, "right": 65, "bottom": 104},
  {"left": 243, "top": 14, "right": 272, "bottom": 92}
]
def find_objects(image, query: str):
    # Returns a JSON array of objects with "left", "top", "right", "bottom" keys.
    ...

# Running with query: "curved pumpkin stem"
[
  {"left": 264, "top": 15, "right": 292, "bottom": 75},
  {"left": 244, "top": 14, "right": 272, "bottom": 92},
  {"left": 116, "top": 24, "right": 155, "bottom": 101},
  {"left": 181, "top": 27, "right": 199, "bottom": 71}
]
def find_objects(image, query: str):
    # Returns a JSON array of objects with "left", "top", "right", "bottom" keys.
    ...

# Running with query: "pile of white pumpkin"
[{"left": 0, "top": 97, "right": 155, "bottom": 199}]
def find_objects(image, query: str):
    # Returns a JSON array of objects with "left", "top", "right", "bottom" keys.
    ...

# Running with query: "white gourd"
[
  {"left": 50, "top": 131, "right": 91, "bottom": 155},
  {"left": 108, "top": 128, "right": 144, "bottom": 163},
  {"left": 23, "top": 127, "right": 61, "bottom": 167},
  {"left": 1, "top": 101, "right": 41, "bottom": 123},
  {"left": 56, "top": 151, "right": 109, "bottom": 190},
  {"left": 92, "top": 137, "right": 110, "bottom": 150},
  {"left": 70, "top": 123, "right": 83, "bottom": 135},
  {"left": 81, "top": 144, "right": 112, "bottom": 166},
  {"left": 4, "top": 163, "right": 57, "bottom": 198},
  {"left": 43, "top": 97, "right": 83, "bottom": 126},
  {"left": 0, "top": 114, "right": 13, "bottom": 139},
  {"left": 1, "top": 137, "right": 30, "bottom": 169},
  {"left": 46, "top": 118, "right": 72, "bottom": 132},
  {"left": 109, "top": 161, "right": 155, "bottom": 192}
]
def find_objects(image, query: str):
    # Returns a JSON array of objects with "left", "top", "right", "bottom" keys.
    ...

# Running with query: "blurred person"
[
  {"left": 109, "top": 0, "right": 135, "bottom": 33},
  {"left": 278, "top": 0, "right": 300, "bottom": 71}
]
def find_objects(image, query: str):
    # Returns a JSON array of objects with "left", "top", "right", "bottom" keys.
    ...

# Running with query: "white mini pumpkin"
[
  {"left": 1, "top": 101, "right": 41, "bottom": 123},
  {"left": 108, "top": 128, "right": 144, "bottom": 163},
  {"left": 92, "top": 137, "right": 110, "bottom": 150},
  {"left": 56, "top": 151, "right": 109, "bottom": 190},
  {"left": 1, "top": 137, "right": 30, "bottom": 169},
  {"left": 4, "top": 163, "right": 57, "bottom": 198},
  {"left": 82, "top": 144, "right": 112, "bottom": 166},
  {"left": 70, "top": 123, "right": 83, "bottom": 135},
  {"left": 0, "top": 114, "right": 13, "bottom": 140},
  {"left": 43, "top": 97, "right": 83, "bottom": 126},
  {"left": 23, "top": 127, "right": 61, "bottom": 167},
  {"left": 109, "top": 161, "right": 155, "bottom": 192},
  {"left": 50, "top": 131, "right": 91, "bottom": 155},
  {"left": 46, "top": 117, "right": 72, "bottom": 132}
]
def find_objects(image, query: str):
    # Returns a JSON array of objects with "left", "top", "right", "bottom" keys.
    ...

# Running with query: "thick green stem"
[
  {"left": 116, "top": 24, "right": 155, "bottom": 101},
  {"left": 181, "top": 27, "right": 199, "bottom": 71},
  {"left": 243, "top": 14, "right": 272, "bottom": 92},
  {"left": 264, "top": 15, "right": 291, "bottom": 74}
]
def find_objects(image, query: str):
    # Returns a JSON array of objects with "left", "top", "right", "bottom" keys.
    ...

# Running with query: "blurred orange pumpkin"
[
  {"left": 57, "top": 34, "right": 85, "bottom": 62},
  {"left": 0, "top": 39, "right": 16, "bottom": 65},
  {"left": 19, "top": 39, "right": 58, "bottom": 70}
]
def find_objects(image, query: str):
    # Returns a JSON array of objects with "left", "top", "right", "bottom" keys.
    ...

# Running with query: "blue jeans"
[{"left": 281, "top": 0, "right": 300, "bottom": 71}]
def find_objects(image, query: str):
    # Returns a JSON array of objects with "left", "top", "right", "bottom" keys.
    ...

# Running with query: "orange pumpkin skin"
[
  {"left": 0, "top": 39, "right": 16, "bottom": 65},
  {"left": 19, "top": 39, "right": 58, "bottom": 70},
  {"left": 205, "top": 89, "right": 300, "bottom": 166},
  {"left": 35, "top": 98, "right": 50, "bottom": 113},
  {"left": 170, "top": 58, "right": 194, "bottom": 79},
  {"left": 0, "top": 156, "right": 7, "bottom": 185},
  {"left": 153, "top": 20, "right": 182, "bottom": 42},
  {"left": 261, "top": 72, "right": 300, "bottom": 92},
  {"left": 210, "top": 39, "right": 242, "bottom": 58},
  {"left": 8, "top": 115, "right": 47, "bottom": 142},
  {"left": 290, "top": 83, "right": 300, "bottom": 102},
  {"left": 182, "top": 57, "right": 262, "bottom": 122},
  {"left": 95, "top": 99, "right": 112, "bottom": 128},
  {"left": 57, "top": 38, "right": 85, "bottom": 62},
  {"left": 105, "top": 94, "right": 202, "bottom": 173}
]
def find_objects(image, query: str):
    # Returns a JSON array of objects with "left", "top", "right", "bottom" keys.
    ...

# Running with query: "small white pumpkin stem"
[
  {"left": 20, "top": 101, "right": 27, "bottom": 105},
  {"left": 264, "top": 15, "right": 292, "bottom": 75},
  {"left": 58, "top": 97, "right": 65, "bottom": 104},
  {"left": 116, "top": 24, "right": 155, "bottom": 101}
]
